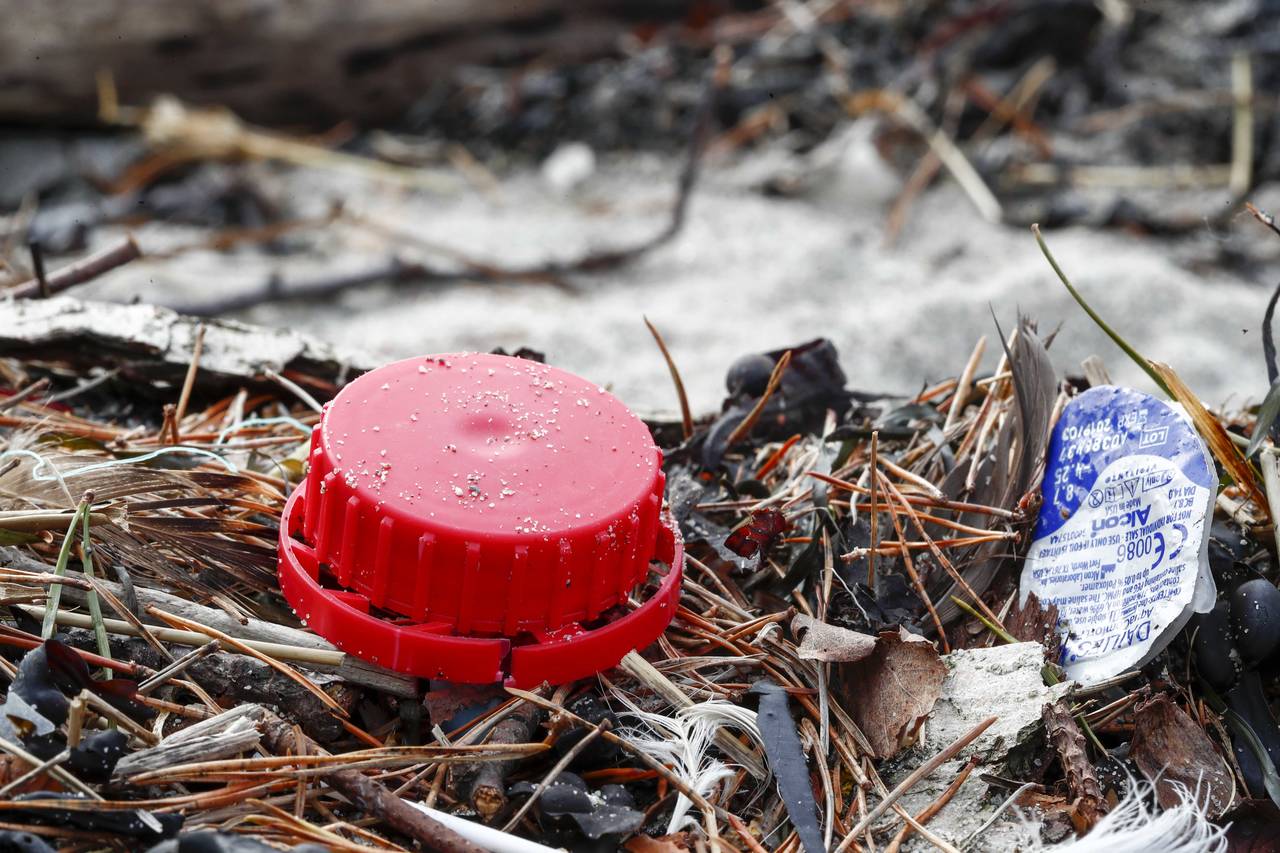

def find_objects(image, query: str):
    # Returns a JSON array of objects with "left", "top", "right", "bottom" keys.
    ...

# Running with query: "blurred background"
[{"left": 1, "top": 0, "right": 1278, "bottom": 415}]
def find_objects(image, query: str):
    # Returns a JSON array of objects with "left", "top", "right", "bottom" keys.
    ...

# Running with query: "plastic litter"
[
  {"left": 1021, "top": 385, "right": 1216, "bottom": 685},
  {"left": 277, "top": 353, "right": 683, "bottom": 685}
]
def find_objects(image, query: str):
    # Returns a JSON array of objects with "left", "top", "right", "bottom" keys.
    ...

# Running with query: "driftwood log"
[
  {"left": 0, "top": 295, "right": 371, "bottom": 396},
  {"left": 0, "top": 0, "right": 688, "bottom": 126}
]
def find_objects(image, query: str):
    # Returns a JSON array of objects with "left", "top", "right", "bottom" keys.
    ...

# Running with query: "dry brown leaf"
[
  {"left": 1130, "top": 693, "right": 1236, "bottom": 819},
  {"left": 836, "top": 626, "right": 946, "bottom": 759},
  {"left": 792, "top": 613, "right": 877, "bottom": 662}
]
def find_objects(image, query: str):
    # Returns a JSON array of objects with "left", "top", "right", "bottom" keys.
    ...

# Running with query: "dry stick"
[
  {"left": 1230, "top": 51, "right": 1254, "bottom": 198},
  {"left": 0, "top": 377, "right": 49, "bottom": 413},
  {"left": 850, "top": 92, "right": 1001, "bottom": 224},
  {"left": 145, "top": 605, "right": 349, "bottom": 718},
  {"left": 874, "top": 469, "right": 949, "bottom": 652},
  {"left": 887, "top": 58, "right": 1054, "bottom": 245},
  {"left": 28, "top": 241, "right": 50, "bottom": 298},
  {"left": 0, "top": 509, "right": 117, "bottom": 532},
  {"left": 138, "top": 640, "right": 221, "bottom": 693},
  {"left": 725, "top": 351, "right": 792, "bottom": 448},
  {"left": 263, "top": 367, "right": 324, "bottom": 414},
  {"left": 851, "top": 534, "right": 1010, "bottom": 556},
  {"left": 0, "top": 737, "right": 99, "bottom": 799},
  {"left": 501, "top": 721, "right": 610, "bottom": 832},
  {"left": 77, "top": 688, "right": 159, "bottom": 745},
  {"left": 867, "top": 432, "right": 879, "bottom": 587},
  {"left": 20, "top": 606, "right": 341, "bottom": 667},
  {"left": 0, "top": 748, "right": 69, "bottom": 798},
  {"left": 6, "top": 236, "right": 142, "bottom": 299},
  {"left": 125, "top": 744, "right": 547, "bottom": 784},
  {"left": 83, "top": 576, "right": 172, "bottom": 662},
  {"left": 944, "top": 337, "right": 987, "bottom": 433},
  {"left": 836, "top": 716, "right": 997, "bottom": 851},
  {"left": 66, "top": 697, "right": 86, "bottom": 748},
  {"left": 644, "top": 316, "right": 694, "bottom": 440},
  {"left": 172, "top": 323, "right": 206, "bottom": 443},
  {"left": 256, "top": 711, "right": 486, "bottom": 853},
  {"left": 882, "top": 755, "right": 979, "bottom": 853}
]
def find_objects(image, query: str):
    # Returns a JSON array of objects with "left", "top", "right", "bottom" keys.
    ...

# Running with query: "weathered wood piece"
[
  {"left": 0, "top": 295, "right": 370, "bottom": 390},
  {"left": 114, "top": 703, "right": 265, "bottom": 777}
]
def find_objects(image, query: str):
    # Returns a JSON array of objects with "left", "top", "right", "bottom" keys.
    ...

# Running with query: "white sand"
[{"left": 73, "top": 145, "right": 1270, "bottom": 417}]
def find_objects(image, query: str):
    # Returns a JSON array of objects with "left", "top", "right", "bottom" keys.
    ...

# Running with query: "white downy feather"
[
  {"left": 1026, "top": 778, "right": 1228, "bottom": 853},
  {"left": 619, "top": 698, "right": 767, "bottom": 834}
]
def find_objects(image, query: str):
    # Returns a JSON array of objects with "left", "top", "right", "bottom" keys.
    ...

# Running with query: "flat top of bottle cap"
[{"left": 320, "top": 353, "right": 659, "bottom": 539}]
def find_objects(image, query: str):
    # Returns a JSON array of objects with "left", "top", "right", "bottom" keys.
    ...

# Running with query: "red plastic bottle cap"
[{"left": 277, "top": 353, "right": 683, "bottom": 686}]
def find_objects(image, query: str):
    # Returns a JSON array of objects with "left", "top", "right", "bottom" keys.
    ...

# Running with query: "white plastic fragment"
[
  {"left": 404, "top": 800, "right": 568, "bottom": 853},
  {"left": 1021, "top": 385, "right": 1217, "bottom": 685},
  {"left": 541, "top": 142, "right": 596, "bottom": 195}
]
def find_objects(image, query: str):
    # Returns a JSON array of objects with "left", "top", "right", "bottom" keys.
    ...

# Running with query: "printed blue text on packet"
[{"left": 1020, "top": 385, "right": 1217, "bottom": 685}]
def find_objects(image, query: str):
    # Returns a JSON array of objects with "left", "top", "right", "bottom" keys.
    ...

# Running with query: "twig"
[
  {"left": 66, "top": 696, "right": 85, "bottom": 748},
  {"left": 502, "top": 720, "right": 610, "bottom": 832},
  {"left": 138, "top": 640, "right": 221, "bottom": 693},
  {"left": 725, "top": 351, "right": 792, "bottom": 448},
  {"left": 644, "top": 316, "right": 694, "bottom": 440},
  {"left": 172, "top": 323, "right": 206, "bottom": 443},
  {"left": 883, "top": 755, "right": 979, "bottom": 853},
  {"left": 867, "top": 431, "right": 879, "bottom": 588},
  {"left": 944, "top": 336, "right": 987, "bottom": 432},
  {"left": 257, "top": 711, "right": 487, "bottom": 853},
  {"left": 77, "top": 689, "right": 158, "bottom": 745},
  {"left": 28, "top": 241, "right": 49, "bottom": 298},
  {"left": 180, "top": 66, "right": 718, "bottom": 316},
  {"left": 959, "top": 783, "right": 1037, "bottom": 850},
  {"left": 0, "top": 748, "right": 69, "bottom": 798},
  {"left": 145, "top": 605, "right": 349, "bottom": 718},
  {"left": 1230, "top": 51, "right": 1254, "bottom": 198},
  {"left": 0, "top": 377, "right": 50, "bottom": 413},
  {"left": 6, "top": 237, "right": 142, "bottom": 299},
  {"left": 19, "top": 606, "right": 343, "bottom": 667},
  {"left": 0, "top": 736, "right": 100, "bottom": 799},
  {"left": 836, "top": 716, "right": 997, "bottom": 849},
  {"left": 847, "top": 91, "right": 1001, "bottom": 223},
  {"left": 262, "top": 367, "right": 324, "bottom": 414}
]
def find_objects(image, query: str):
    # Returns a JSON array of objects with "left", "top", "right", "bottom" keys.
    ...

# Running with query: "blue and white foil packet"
[{"left": 1021, "top": 385, "right": 1217, "bottom": 685}]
